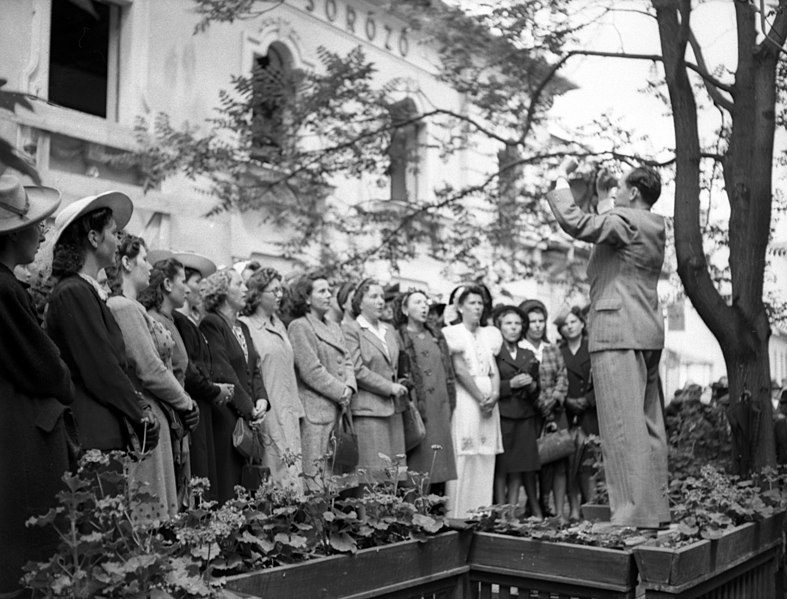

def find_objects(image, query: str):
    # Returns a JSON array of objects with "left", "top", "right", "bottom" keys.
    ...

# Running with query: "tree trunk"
[
  {"left": 723, "top": 337, "right": 775, "bottom": 476},
  {"left": 653, "top": 0, "right": 777, "bottom": 474}
]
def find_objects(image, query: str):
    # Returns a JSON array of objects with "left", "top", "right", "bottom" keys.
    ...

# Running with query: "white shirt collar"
[{"left": 78, "top": 272, "right": 108, "bottom": 302}]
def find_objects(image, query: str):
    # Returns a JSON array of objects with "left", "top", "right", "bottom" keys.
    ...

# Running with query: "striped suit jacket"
[{"left": 546, "top": 187, "right": 666, "bottom": 352}]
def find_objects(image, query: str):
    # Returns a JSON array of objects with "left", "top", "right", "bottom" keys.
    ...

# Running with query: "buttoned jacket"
[
  {"left": 342, "top": 317, "right": 401, "bottom": 418},
  {"left": 546, "top": 187, "right": 666, "bottom": 352},
  {"left": 495, "top": 345, "right": 539, "bottom": 420},
  {"left": 288, "top": 313, "right": 356, "bottom": 425}
]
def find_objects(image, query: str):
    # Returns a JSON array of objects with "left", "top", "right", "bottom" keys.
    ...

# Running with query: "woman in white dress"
[{"left": 443, "top": 285, "right": 502, "bottom": 518}]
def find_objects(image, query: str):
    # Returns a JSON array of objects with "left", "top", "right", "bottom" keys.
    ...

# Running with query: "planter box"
[
  {"left": 469, "top": 532, "right": 637, "bottom": 598},
  {"left": 633, "top": 538, "right": 712, "bottom": 589},
  {"left": 223, "top": 530, "right": 471, "bottom": 599},
  {"left": 634, "top": 513, "right": 785, "bottom": 596}
]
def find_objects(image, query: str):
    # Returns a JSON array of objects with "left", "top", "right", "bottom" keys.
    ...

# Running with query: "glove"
[{"left": 182, "top": 403, "right": 200, "bottom": 432}]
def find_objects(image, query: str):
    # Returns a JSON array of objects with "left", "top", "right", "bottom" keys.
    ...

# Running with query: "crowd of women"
[{"left": 0, "top": 180, "right": 598, "bottom": 594}]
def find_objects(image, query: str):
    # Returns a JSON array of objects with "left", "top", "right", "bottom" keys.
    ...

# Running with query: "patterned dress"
[
  {"left": 443, "top": 324, "right": 503, "bottom": 517},
  {"left": 108, "top": 296, "right": 192, "bottom": 520}
]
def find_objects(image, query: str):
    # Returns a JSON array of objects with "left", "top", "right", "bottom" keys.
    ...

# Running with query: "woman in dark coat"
[
  {"left": 492, "top": 305, "right": 541, "bottom": 517},
  {"left": 556, "top": 306, "right": 598, "bottom": 520},
  {"left": 0, "top": 177, "right": 73, "bottom": 595},
  {"left": 199, "top": 268, "right": 268, "bottom": 502},
  {"left": 46, "top": 192, "right": 159, "bottom": 454},
  {"left": 163, "top": 252, "right": 232, "bottom": 503},
  {"left": 396, "top": 290, "right": 457, "bottom": 493}
]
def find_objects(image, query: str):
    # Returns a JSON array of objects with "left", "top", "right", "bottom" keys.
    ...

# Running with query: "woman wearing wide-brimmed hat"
[
  {"left": 161, "top": 251, "right": 232, "bottom": 501},
  {"left": 45, "top": 191, "right": 160, "bottom": 455},
  {"left": 0, "top": 176, "right": 76, "bottom": 595}
]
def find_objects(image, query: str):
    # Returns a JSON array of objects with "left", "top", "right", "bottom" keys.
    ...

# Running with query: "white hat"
[
  {"left": 0, "top": 175, "right": 61, "bottom": 233},
  {"left": 148, "top": 249, "right": 217, "bottom": 278},
  {"left": 52, "top": 191, "right": 133, "bottom": 246}
]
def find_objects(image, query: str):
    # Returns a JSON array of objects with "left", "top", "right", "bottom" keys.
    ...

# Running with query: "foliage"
[
  {"left": 471, "top": 465, "right": 787, "bottom": 552},
  {"left": 661, "top": 465, "right": 786, "bottom": 547},
  {"left": 22, "top": 451, "right": 215, "bottom": 598},
  {"left": 472, "top": 508, "right": 652, "bottom": 550},
  {"left": 22, "top": 449, "right": 448, "bottom": 597},
  {"left": 135, "top": 0, "right": 609, "bottom": 277},
  {"left": 666, "top": 397, "right": 733, "bottom": 480}
]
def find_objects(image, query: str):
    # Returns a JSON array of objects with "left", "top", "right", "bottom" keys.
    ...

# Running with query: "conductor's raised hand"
[{"left": 558, "top": 156, "right": 579, "bottom": 179}]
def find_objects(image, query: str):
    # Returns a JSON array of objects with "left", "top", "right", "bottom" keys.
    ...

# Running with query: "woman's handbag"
[
  {"left": 232, "top": 417, "right": 265, "bottom": 462},
  {"left": 402, "top": 397, "right": 426, "bottom": 452},
  {"left": 537, "top": 423, "right": 575, "bottom": 465},
  {"left": 331, "top": 408, "right": 359, "bottom": 470}
]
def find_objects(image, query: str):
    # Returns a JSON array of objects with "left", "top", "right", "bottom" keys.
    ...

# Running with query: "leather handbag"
[
  {"left": 331, "top": 408, "right": 359, "bottom": 470},
  {"left": 537, "top": 424, "right": 575, "bottom": 465},
  {"left": 232, "top": 417, "right": 265, "bottom": 462},
  {"left": 402, "top": 398, "right": 426, "bottom": 452}
]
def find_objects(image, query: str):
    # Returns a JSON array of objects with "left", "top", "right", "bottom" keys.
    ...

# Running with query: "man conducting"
[{"left": 545, "top": 158, "right": 669, "bottom": 529}]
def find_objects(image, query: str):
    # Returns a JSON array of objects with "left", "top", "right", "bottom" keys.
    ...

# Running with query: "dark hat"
[
  {"left": 336, "top": 280, "right": 356, "bottom": 310},
  {"left": 518, "top": 298, "right": 548, "bottom": 320},
  {"left": 553, "top": 303, "right": 589, "bottom": 329},
  {"left": 428, "top": 301, "right": 446, "bottom": 316},
  {"left": 384, "top": 282, "right": 400, "bottom": 302},
  {"left": 491, "top": 303, "right": 527, "bottom": 325}
]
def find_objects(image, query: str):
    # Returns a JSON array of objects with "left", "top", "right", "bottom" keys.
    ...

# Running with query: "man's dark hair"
[{"left": 626, "top": 166, "right": 661, "bottom": 206}]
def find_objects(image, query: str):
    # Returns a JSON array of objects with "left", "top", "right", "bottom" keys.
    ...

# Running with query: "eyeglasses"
[{"left": 263, "top": 287, "right": 284, "bottom": 296}]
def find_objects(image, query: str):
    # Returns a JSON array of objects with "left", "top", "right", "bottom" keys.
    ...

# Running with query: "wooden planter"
[
  {"left": 468, "top": 532, "right": 637, "bottom": 599},
  {"left": 634, "top": 513, "right": 785, "bottom": 597},
  {"left": 222, "top": 530, "right": 471, "bottom": 599}
]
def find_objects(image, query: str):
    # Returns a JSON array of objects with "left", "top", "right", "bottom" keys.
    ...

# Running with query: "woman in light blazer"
[
  {"left": 287, "top": 272, "right": 356, "bottom": 482},
  {"left": 342, "top": 278, "right": 409, "bottom": 482}
]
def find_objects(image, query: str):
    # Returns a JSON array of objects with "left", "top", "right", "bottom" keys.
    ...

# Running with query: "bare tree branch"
[
  {"left": 687, "top": 28, "right": 735, "bottom": 111},
  {"left": 757, "top": 0, "right": 787, "bottom": 57}
]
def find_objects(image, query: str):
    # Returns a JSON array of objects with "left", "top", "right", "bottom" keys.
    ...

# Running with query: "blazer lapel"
[
  {"left": 360, "top": 326, "right": 391, "bottom": 364},
  {"left": 306, "top": 313, "right": 346, "bottom": 353}
]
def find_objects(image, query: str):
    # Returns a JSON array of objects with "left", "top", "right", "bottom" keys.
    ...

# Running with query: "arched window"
[
  {"left": 387, "top": 98, "right": 421, "bottom": 202},
  {"left": 251, "top": 42, "right": 295, "bottom": 159}
]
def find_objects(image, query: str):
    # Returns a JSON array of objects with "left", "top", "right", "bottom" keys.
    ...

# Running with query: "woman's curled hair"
[
  {"left": 139, "top": 258, "right": 184, "bottom": 311},
  {"left": 105, "top": 233, "right": 145, "bottom": 296},
  {"left": 200, "top": 269, "right": 234, "bottom": 314},
  {"left": 350, "top": 277, "right": 378, "bottom": 319},
  {"left": 51, "top": 207, "right": 114, "bottom": 278},
  {"left": 289, "top": 271, "right": 329, "bottom": 319},
  {"left": 242, "top": 267, "right": 282, "bottom": 317}
]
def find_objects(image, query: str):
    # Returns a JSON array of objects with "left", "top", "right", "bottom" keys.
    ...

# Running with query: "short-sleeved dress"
[{"left": 443, "top": 324, "right": 503, "bottom": 517}]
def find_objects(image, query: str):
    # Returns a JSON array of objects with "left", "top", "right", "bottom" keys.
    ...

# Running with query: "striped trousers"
[{"left": 591, "top": 349, "right": 670, "bottom": 528}]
